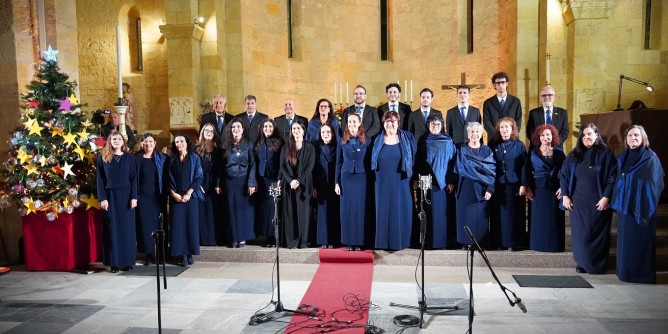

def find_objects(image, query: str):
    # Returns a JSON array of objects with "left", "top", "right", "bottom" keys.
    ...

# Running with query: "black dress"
[
  {"left": 136, "top": 157, "right": 160, "bottom": 254},
  {"left": 280, "top": 142, "right": 316, "bottom": 248}
]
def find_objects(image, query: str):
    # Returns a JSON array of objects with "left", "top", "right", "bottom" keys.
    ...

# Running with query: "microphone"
[{"left": 515, "top": 297, "right": 527, "bottom": 313}]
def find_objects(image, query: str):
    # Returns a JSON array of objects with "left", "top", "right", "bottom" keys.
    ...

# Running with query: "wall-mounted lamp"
[
  {"left": 614, "top": 74, "right": 654, "bottom": 111},
  {"left": 193, "top": 16, "right": 204, "bottom": 25}
]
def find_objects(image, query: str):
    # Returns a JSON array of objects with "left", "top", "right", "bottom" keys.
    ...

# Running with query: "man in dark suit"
[
  {"left": 446, "top": 85, "right": 482, "bottom": 146},
  {"left": 200, "top": 94, "right": 233, "bottom": 144},
  {"left": 341, "top": 85, "right": 381, "bottom": 138},
  {"left": 526, "top": 85, "right": 570, "bottom": 147},
  {"left": 274, "top": 98, "right": 308, "bottom": 140},
  {"left": 482, "top": 72, "right": 523, "bottom": 142},
  {"left": 377, "top": 82, "right": 411, "bottom": 130},
  {"left": 237, "top": 95, "right": 268, "bottom": 143},
  {"left": 407, "top": 87, "right": 442, "bottom": 140}
]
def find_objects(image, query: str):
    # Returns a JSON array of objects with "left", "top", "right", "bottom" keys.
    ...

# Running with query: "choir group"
[{"left": 96, "top": 73, "right": 664, "bottom": 284}]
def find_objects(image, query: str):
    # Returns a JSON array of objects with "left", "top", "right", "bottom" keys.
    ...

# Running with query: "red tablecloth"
[{"left": 22, "top": 209, "right": 102, "bottom": 271}]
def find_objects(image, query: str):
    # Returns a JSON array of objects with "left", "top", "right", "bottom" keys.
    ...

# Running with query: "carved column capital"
[{"left": 562, "top": 0, "right": 616, "bottom": 24}]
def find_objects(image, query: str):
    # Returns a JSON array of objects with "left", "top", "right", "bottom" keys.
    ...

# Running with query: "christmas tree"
[{"left": 0, "top": 46, "right": 102, "bottom": 220}]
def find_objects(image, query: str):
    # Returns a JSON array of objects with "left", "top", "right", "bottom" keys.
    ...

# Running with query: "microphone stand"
[
  {"left": 151, "top": 213, "right": 168, "bottom": 334},
  {"left": 464, "top": 226, "right": 527, "bottom": 333},
  {"left": 391, "top": 175, "right": 458, "bottom": 328},
  {"left": 249, "top": 183, "right": 313, "bottom": 325}
]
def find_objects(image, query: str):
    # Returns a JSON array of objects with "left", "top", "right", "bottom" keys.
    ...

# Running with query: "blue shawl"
[
  {"left": 425, "top": 132, "right": 456, "bottom": 189},
  {"left": 455, "top": 145, "right": 496, "bottom": 186},
  {"left": 371, "top": 129, "right": 417, "bottom": 179},
  {"left": 611, "top": 148, "right": 665, "bottom": 225}
]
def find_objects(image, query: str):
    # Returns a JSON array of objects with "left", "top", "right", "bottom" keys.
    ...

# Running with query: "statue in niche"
[{"left": 122, "top": 82, "right": 136, "bottom": 130}]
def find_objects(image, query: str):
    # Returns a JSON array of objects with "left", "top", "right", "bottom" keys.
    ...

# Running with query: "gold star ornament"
[{"left": 81, "top": 194, "right": 100, "bottom": 210}]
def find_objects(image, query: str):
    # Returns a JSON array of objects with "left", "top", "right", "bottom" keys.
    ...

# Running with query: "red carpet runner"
[{"left": 286, "top": 248, "right": 374, "bottom": 333}]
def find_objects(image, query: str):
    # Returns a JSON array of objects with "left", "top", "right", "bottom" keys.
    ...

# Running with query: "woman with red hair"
[{"left": 521, "top": 124, "right": 566, "bottom": 252}]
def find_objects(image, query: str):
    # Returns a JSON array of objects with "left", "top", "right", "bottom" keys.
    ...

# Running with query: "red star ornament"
[{"left": 28, "top": 100, "right": 39, "bottom": 109}]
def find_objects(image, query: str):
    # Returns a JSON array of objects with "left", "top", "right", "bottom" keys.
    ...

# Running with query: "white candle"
[
  {"left": 346, "top": 82, "right": 349, "bottom": 104},
  {"left": 546, "top": 50, "right": 551, "bottom": 84},
  {"left": 404, "top": 80, "right": 408, "bottom": 102},
  {"left": 339, "top": 82, "right": 343, "bottom": 105},
  {"left": 334, "top": 82, "right": 337, "bottom": 104},
  {"left": 410, "top": 80, "right": 413, "bottom": 102},
  {"left": 116, "top": 25, "right": 123, "bottom": 100}
]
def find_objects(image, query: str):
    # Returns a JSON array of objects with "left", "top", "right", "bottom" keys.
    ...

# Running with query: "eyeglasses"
[
  {"left": 540, "top": 94, "right": 555, "bottom": 98},
  {"left": 428, "top": 123, "right": 442, "bottom": 127},
  {"left": 493, "top": 81, "right": 507, "bottom": 85},
  {"left": 204, "top": 129, "right": 215, "bottom": 133}
]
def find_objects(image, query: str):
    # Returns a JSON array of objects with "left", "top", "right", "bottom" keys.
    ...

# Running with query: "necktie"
[
  {"left": 460, "top": 106, "right": 466, "bottom": 122},
  {"left": 423, "top": 110, "right": 429, "bottom": 124},
  {"left": 546, "top": 109, "right": 552, "bottom": 125},
  {"left": 248, "top": 113, "right": 253, "bottom": 124},
  {"left": 288, "top": 118, "right": 292, "bottom": 129},
  {"left": 356, "top": 106, "right": 362, "bottom": 115},
  {"left": 217, "top": 115, "right": 223, "bottom": 133},
  {"left": 500, "top": 99, "right": 506, "bottom": 109},
  {"left": 390, "top": 104, "right": 396, "bottom": 112}
]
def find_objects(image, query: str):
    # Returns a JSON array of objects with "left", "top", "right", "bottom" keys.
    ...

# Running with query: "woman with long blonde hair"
[
  {"left": 196, "top": 123, "right": 220, "bottom": 246},
  {"left": 96, "top": 130, "right": 138, "bottom": 273}
]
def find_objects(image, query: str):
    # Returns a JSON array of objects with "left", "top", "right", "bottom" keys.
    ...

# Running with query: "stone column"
[
  {"left": 160, "top": 0, "right": 203, "bottom": 133},
  {"left": 562, "top": 0, "right": 616, "bottom": 117}
]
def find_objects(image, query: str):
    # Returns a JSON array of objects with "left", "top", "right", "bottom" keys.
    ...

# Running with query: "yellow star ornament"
[
  {"left": 26, "top": 164, "right": 40, "bottom": 175},
  {"left": 62, "top": 132, "right": 77, "bottom": 146},
  {"left": 81, "top": 194, "right": 100, "bottom": 210},
  {"left": 23, "top": 117, "right": 36, "bottom": 128},
  {"left": 77, "top": 129, "right": 90, "bottom": 140},
  {"left": 17, "top": 147, "right": 32, "bottom": 164},
  {"left": 28, "top": 121, "right": 44, "bottom": 136},
  {"left": 81, "top": 119, "right": 93, "bottom": 128},
  {"left": 24, "top": 197, "right": 37, "bottom": 214},
  {"left": 73, "top": 145, "right": 86, "bottom": 161},
  {"left": 38, "top": 155, "right": 48, "bottom": 167},
  {"left": 51, "top": 126, "right": 65, "bottom": 138},
  {"left": 62, "top": 161, "right": 75, "bottom": 179},
  {"left": 68, "top": 93, "right": 79, "bottom": 105}
]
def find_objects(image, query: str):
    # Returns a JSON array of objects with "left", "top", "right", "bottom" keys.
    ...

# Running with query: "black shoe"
[
  {"left": 507, "top": 247, "right": 515, "bottom": 252},
  {"left": 187, "top": 255, "right": 194, "bottom": 265},
  {"left": 110, "top": 267, "right": 119, "bottom": 273},
  {"left": 462, "top": 245, "right": 470, "bottom": 250},
  {"left": 576, "top": 266, "right": 587, "bottom": 273},
  {"left": 355, "top": 247, "right": 362, "bottom": 251},
  {"left": 347, "top": 246, "right": 353, "bottom": 251}
]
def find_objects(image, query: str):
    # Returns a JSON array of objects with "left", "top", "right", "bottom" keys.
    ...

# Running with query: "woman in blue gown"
[
  {"left": 455, "top": 122, "right": 495, "bottom": 248},
  {"left": 489, "top": 117, "right": 527, "bottom": 250},
  {"left": 280, "top": 120, "right": 316, "bottom": 249},
  {"left": 414, "top": 114, "right": 457, "bottom": 249},
  {"left": 306, "top": 98, "right": 340, "bottom": 143},
  {"left": 219, "top": 118, "right": 256, "bottom": 248},
  {"left": 195, "top": 123, "right": 219, "bottom": 246},
  {"left": 521, "top": 124, "right": 566, "bottom": 252},
  {"left": 97, "top": 130, "right": 138, "bottom": 272},
  {"left": 612, "top": 125, "right": 665, "bottom": 283},
  {"left": 168, "top": 133, "right": 203, "bottom": 267},
  {"left": 335, "top": 113, "right": 371, "bottom": 251},
  {"left": 559, "top": 123, "right": 616, "bottom": 274},
  {"left": 371, "top": 111, "right": 416, "bottom": 250},
  {"left": 254, "top": 118, "right": 284, "bottom": 247},
  {"left": 313, "top": 123, "right": 340, "bottom": 248},
  {"left": 135, "top": 133, "right": 167, "bottom": 265}
]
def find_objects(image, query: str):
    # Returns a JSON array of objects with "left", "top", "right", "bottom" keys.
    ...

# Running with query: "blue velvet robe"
[
  {"left": 414, "top": 132, "right": 457, "bottom": 249},
  {"left": 168, "top": 153, "right": 203, "bottom": 257},
  {"left": 455, "top": 145, "right": 495, "bottom": 245},
  {"left": 371, "top": 130, "right": 417, "bottom": 250},
  {"left": 97, "top": 153, "right": 138, "bottom": 268},
  {"left": 522, "top": 147, "right": 566, "bottom": 252},
  {"left": 612, "top": 147, "right": 665, "bottom": 283},
  {"left": 489, "top": 139, "right": 527, "bottom": 248}
]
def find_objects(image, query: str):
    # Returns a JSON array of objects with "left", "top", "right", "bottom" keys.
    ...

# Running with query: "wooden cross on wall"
[{"left": 441, "top": 72, "right": 486, "bottom": 91}]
